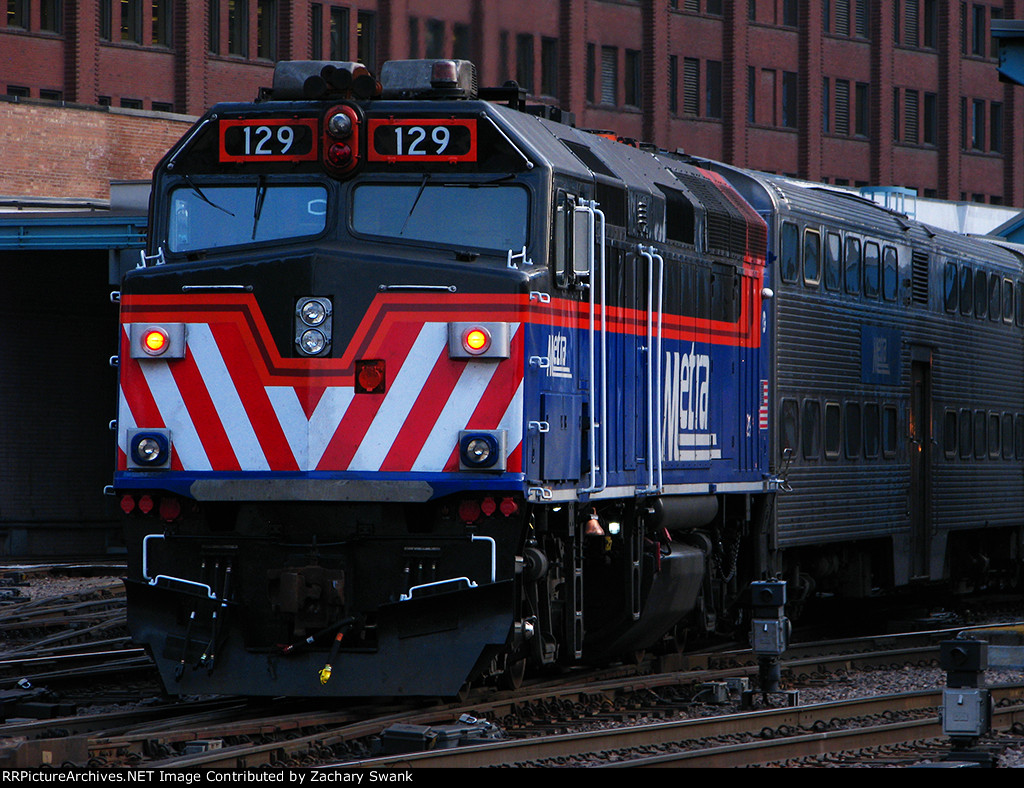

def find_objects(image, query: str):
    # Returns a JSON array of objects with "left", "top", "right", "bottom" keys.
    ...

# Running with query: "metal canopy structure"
[
  {"left": 0, "top": 210, "right": 146, "bottom": 251},
  {"left": 993, "top": 20, "right": 1024, "bottom": 86}
]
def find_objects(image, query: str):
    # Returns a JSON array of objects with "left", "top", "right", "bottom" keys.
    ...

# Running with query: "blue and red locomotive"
[{"left": 114, "top": 59, "right": 1024, "bottom": 697}]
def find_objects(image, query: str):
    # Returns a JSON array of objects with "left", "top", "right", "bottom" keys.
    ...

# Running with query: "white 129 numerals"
[
  {"left": 394, "top": 125, "right": 450, "bottom": 156},
  {"left": 241, "top": 125, "right": 295, "bottom": 155}
]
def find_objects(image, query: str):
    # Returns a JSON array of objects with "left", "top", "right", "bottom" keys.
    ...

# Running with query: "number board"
[
  {"left": 219, "top": 118, "right": 319, "bottom": 163},
  {"left": 367, "top": 118, "right": 477, "bottom": 163}
]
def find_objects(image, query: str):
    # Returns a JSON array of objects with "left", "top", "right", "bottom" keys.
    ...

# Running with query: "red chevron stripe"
[
  {"left": 315, "top": 320, "right": 422, "bottom": 471},
  {"left": 378, "top": 342, "right": 461, "bottom": 472},
  {"left": 210, "top": 322, "right": 300, "bottom": 471},
  {"left": 442, "top": 329, "right": 525, "bottom": 472},
  {"left": 167, "top": 346, "right": 240, "bottom": 471}
]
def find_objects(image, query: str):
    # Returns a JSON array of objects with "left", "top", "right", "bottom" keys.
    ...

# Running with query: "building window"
[
  {"left": 257, "top": 0, "right": 276, "bottom": 60},
  {"left": 425, "top": 19, "right": 443, "bottom": 59},
  {"left": 972, "top": 4, "right": 986, "bottom": 56},
  {"left": 854, "top": 0, "right": 869, "bottom": 38},
  {"left": 587, "top": 43, "right": 596, "bottom": 104},
  {"left": 310, "top": 4, "right": 322, "bottom": 59},
  {"left": 625, "top": 49, "right": 642, "bottom": 108},
  {"left": 357, "top": 11, "right": 375, "bottom": 69},
  {"left": 823, "top": 0, "right": 831, "bottom": 33},
  {"left": 991, "top": 7, "right": 1003, "bottom": 60},
  {"left": 923, "top": 92, "right": 937, "bottom": 145},
  {"left": 706, "top": 60, "right": 722, "bottom": 118},
  {"left": 601, "top": 46, "right": 617, "bottom": 106},
  {"left": 40, "top": 0, "right": 61, "bottom": 33},
  {"left": 228, "top": 0, "right": 248, "bottom": 57},
  {"left": 668, "top": 54, "right": 678, "bottom": 114},
  {"left": 835, "top": 78, "right": 850, "bottom": 134},
  {"left": 835, "top": 0, "right": 850, "bottom": 36},
  {"left": 782, "top": 0, "right": 798, "bottom": 27},
  {"left": 747, "top": 66, "right": 756, "bottom": 123},
  {"left": 330, "top": 7, "right": 348, "bottom": 60},
  {"left": 208, "top": 0, "right": 220, "bottom": 54},
  {"left": 822, "top": 78, "right": 830, "bottom": 133},
  {"left": 903, "top": 0, "right": 918, "bottom": 45},
  {"left": 892, "top": 87, "right": 900, "bottom": 140},
  {"left": 683, "top": 57, "right": 699, "bottom": 115},
  {"left": 542, "top": 37, "right": 559, "bottom": 98},
  {"left": 121, "top": 97, "right": 143, "bottom": 108},
  {"left": 122, "top": 0, "right": 143, "bottom": 43},
  {"left": 516, "top": 34, "right": 534, "bottom": 94},
  {"left": 452, "top": 23, "right": 470, "bottom": 61},
  {"left": 972, "top": 99, "right": 985, "bottom": 150},
  {"left": 782, "top": 71, "right": 797, "bottom": 128},
  {"left": 904, "top": 89, "right": 918, "bottom": 143},
  {"left": 707, "top": 0, "right": 722, "bottom": 14},
  {"left": 8, "top": 0, "right": 28, "bottom": 29},
  {"left": 855, "top": 82, "right": 869, "bottom": 136},
  {"left": 39, "top": 89, "right": 62, "bottom": 101},
  {"left": 990, "top": 102, "right": 1003, "bottom": 153},
  {"left": 100, "top": 0, "right": 112, "bottom": 40},
  {"left": 922, "top": 0, "right": 938, "bottom": 48},
  {"left": 152, "top": 0, "right": 171, "bottom": 46}
]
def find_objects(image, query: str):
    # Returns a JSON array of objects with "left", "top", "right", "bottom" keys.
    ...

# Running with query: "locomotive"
[{"left": 113, "top": 58, "right": 1024, "bottom": 698}]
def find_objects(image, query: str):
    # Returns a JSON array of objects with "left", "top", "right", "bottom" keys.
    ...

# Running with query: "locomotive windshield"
[
  {"left": 352, "top": 181, "right": 528, "bottom": 252},
  {"left": 168, "top": 181, "right": 328, "bottom": 253}
]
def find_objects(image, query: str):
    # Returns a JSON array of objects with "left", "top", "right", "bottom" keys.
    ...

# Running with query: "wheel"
[{"left": 497, "top": 657, "right": 526, "bottom": 691}]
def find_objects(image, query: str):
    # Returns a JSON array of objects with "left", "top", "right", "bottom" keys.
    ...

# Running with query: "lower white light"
[{"left": 300, "top": 328, "right": 327, "bottom": 355}]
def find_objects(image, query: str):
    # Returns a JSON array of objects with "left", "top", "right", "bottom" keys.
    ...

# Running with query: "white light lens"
[
  {"left": 300, "top": 329, "right": 327, "bottom": 355},
  {"left": 300, "top": 299, "right": 327, "bottom": 326},
  {"left": 136, "top": 437, "right": 163, "bottom": 463},
  {"left": 328, "top": 112, "right": 353, "bottom": 138},
  {"left": 465, "top": 438, "right": 492, "bottom": 463}
]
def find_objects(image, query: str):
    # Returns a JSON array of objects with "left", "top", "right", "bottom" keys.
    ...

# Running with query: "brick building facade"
[{"left": 2, "top": 0, "right": 1022, "bottom": 206}]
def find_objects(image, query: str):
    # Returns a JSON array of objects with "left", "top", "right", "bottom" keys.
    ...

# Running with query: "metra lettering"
[
  {"left": 663, "top": 345, "right": 720, "bottom": 461},
  {"left": 547, "top": 333, "right": 572, "bottom": 378}
]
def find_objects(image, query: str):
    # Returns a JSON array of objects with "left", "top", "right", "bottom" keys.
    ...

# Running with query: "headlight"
[
  {"left": 299, "top": 328, "right": 327, "bottom": 355},
  {"left": 300, "top": 299, "right": 328, "bottom": 326},
  {"left": 295, "top": 297, "right": 333, "bottom": 356},
  {"left": 458, "top": 430, "right": 507, "bottom": 471},
  {"left": 127, "top": 429, "right": 171, "bottom": 469}
]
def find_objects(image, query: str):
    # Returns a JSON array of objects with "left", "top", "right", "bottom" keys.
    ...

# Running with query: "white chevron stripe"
[
  {"left": 188, "top": 323, "right": 271, "bottom": 471},
  {"left": 139, "top": 357, "right": 212, "bottom": 471},
  {"left": 412, "top": 356, "right": 499, "bottom": 472},
  {"left": 496, "top": 379, "right": 525, "bottom": 456},
  {"left": 116, "top": 387, "right": 138, "bottom": 458},
  {"left": 350, "top": 322, "right": 448, "bottom": 471},
  {"left": 266, "top": 385, "right": 355, "bottom": 471}
]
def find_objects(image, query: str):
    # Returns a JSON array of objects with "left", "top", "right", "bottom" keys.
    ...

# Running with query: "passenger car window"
[
  {"left": 959, "top": 265, "right": 973, "bottom": 316},
  {"left": 863, "top": 242, "right": 880, "bottom": 299},
  {"left": 780, "top": 398, "right": 799, "bottom": 460},
  {"left": 974, "top": 269, "right": 988, "bottom": 318},
  {"left": 844, "top": 236, "right": 861, "bottom": 295},
  {"left": 824, "top": 402, "right": 842, "bottom": 459},
  {"left": 825, "top": 232, "right": 842, "bottom": 291},
  {"left": 864, "top": 403, "right": 880, "bottom": 459},
  {"left": 883, "top": 406, "right": 898, "bottom": 458},
  {"left": 943, "top": 262, "right": 958, "bottom": 313},
  {"left": 943, "top": 410, "right": 957, "bottom": 459},
  {"left": 780, "top": 222, "right": 799, "bottom": 283},
  {"left": 845, "top": 402, "right": 862, "bottom": 459},
  {"left": 802, "top": 400, "right": 821, "bottom": 459},
  {"left": 803, "top": 229, "right": 821, "bottom": 286},
  {"left": 882, "top": 246, "right": 898, "bottom": 301}
]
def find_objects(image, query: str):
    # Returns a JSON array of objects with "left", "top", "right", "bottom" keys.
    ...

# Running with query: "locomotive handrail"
[
  {"left": 142, "top": 534, "right": 219, "bottom": 601},
  {"left": 639, "top": 245, "right": 665, "bottom": 494},
  {"left": 400, "top": 577, "right": 478, "bottom": 601},
  {"left": 580, "top": 200, "right": 608, "bottom": 494}
]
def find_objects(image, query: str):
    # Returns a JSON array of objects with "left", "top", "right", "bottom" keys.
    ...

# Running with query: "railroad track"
[{"left": 1, "top": 569, "right": 1020, "bottom": 769}]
